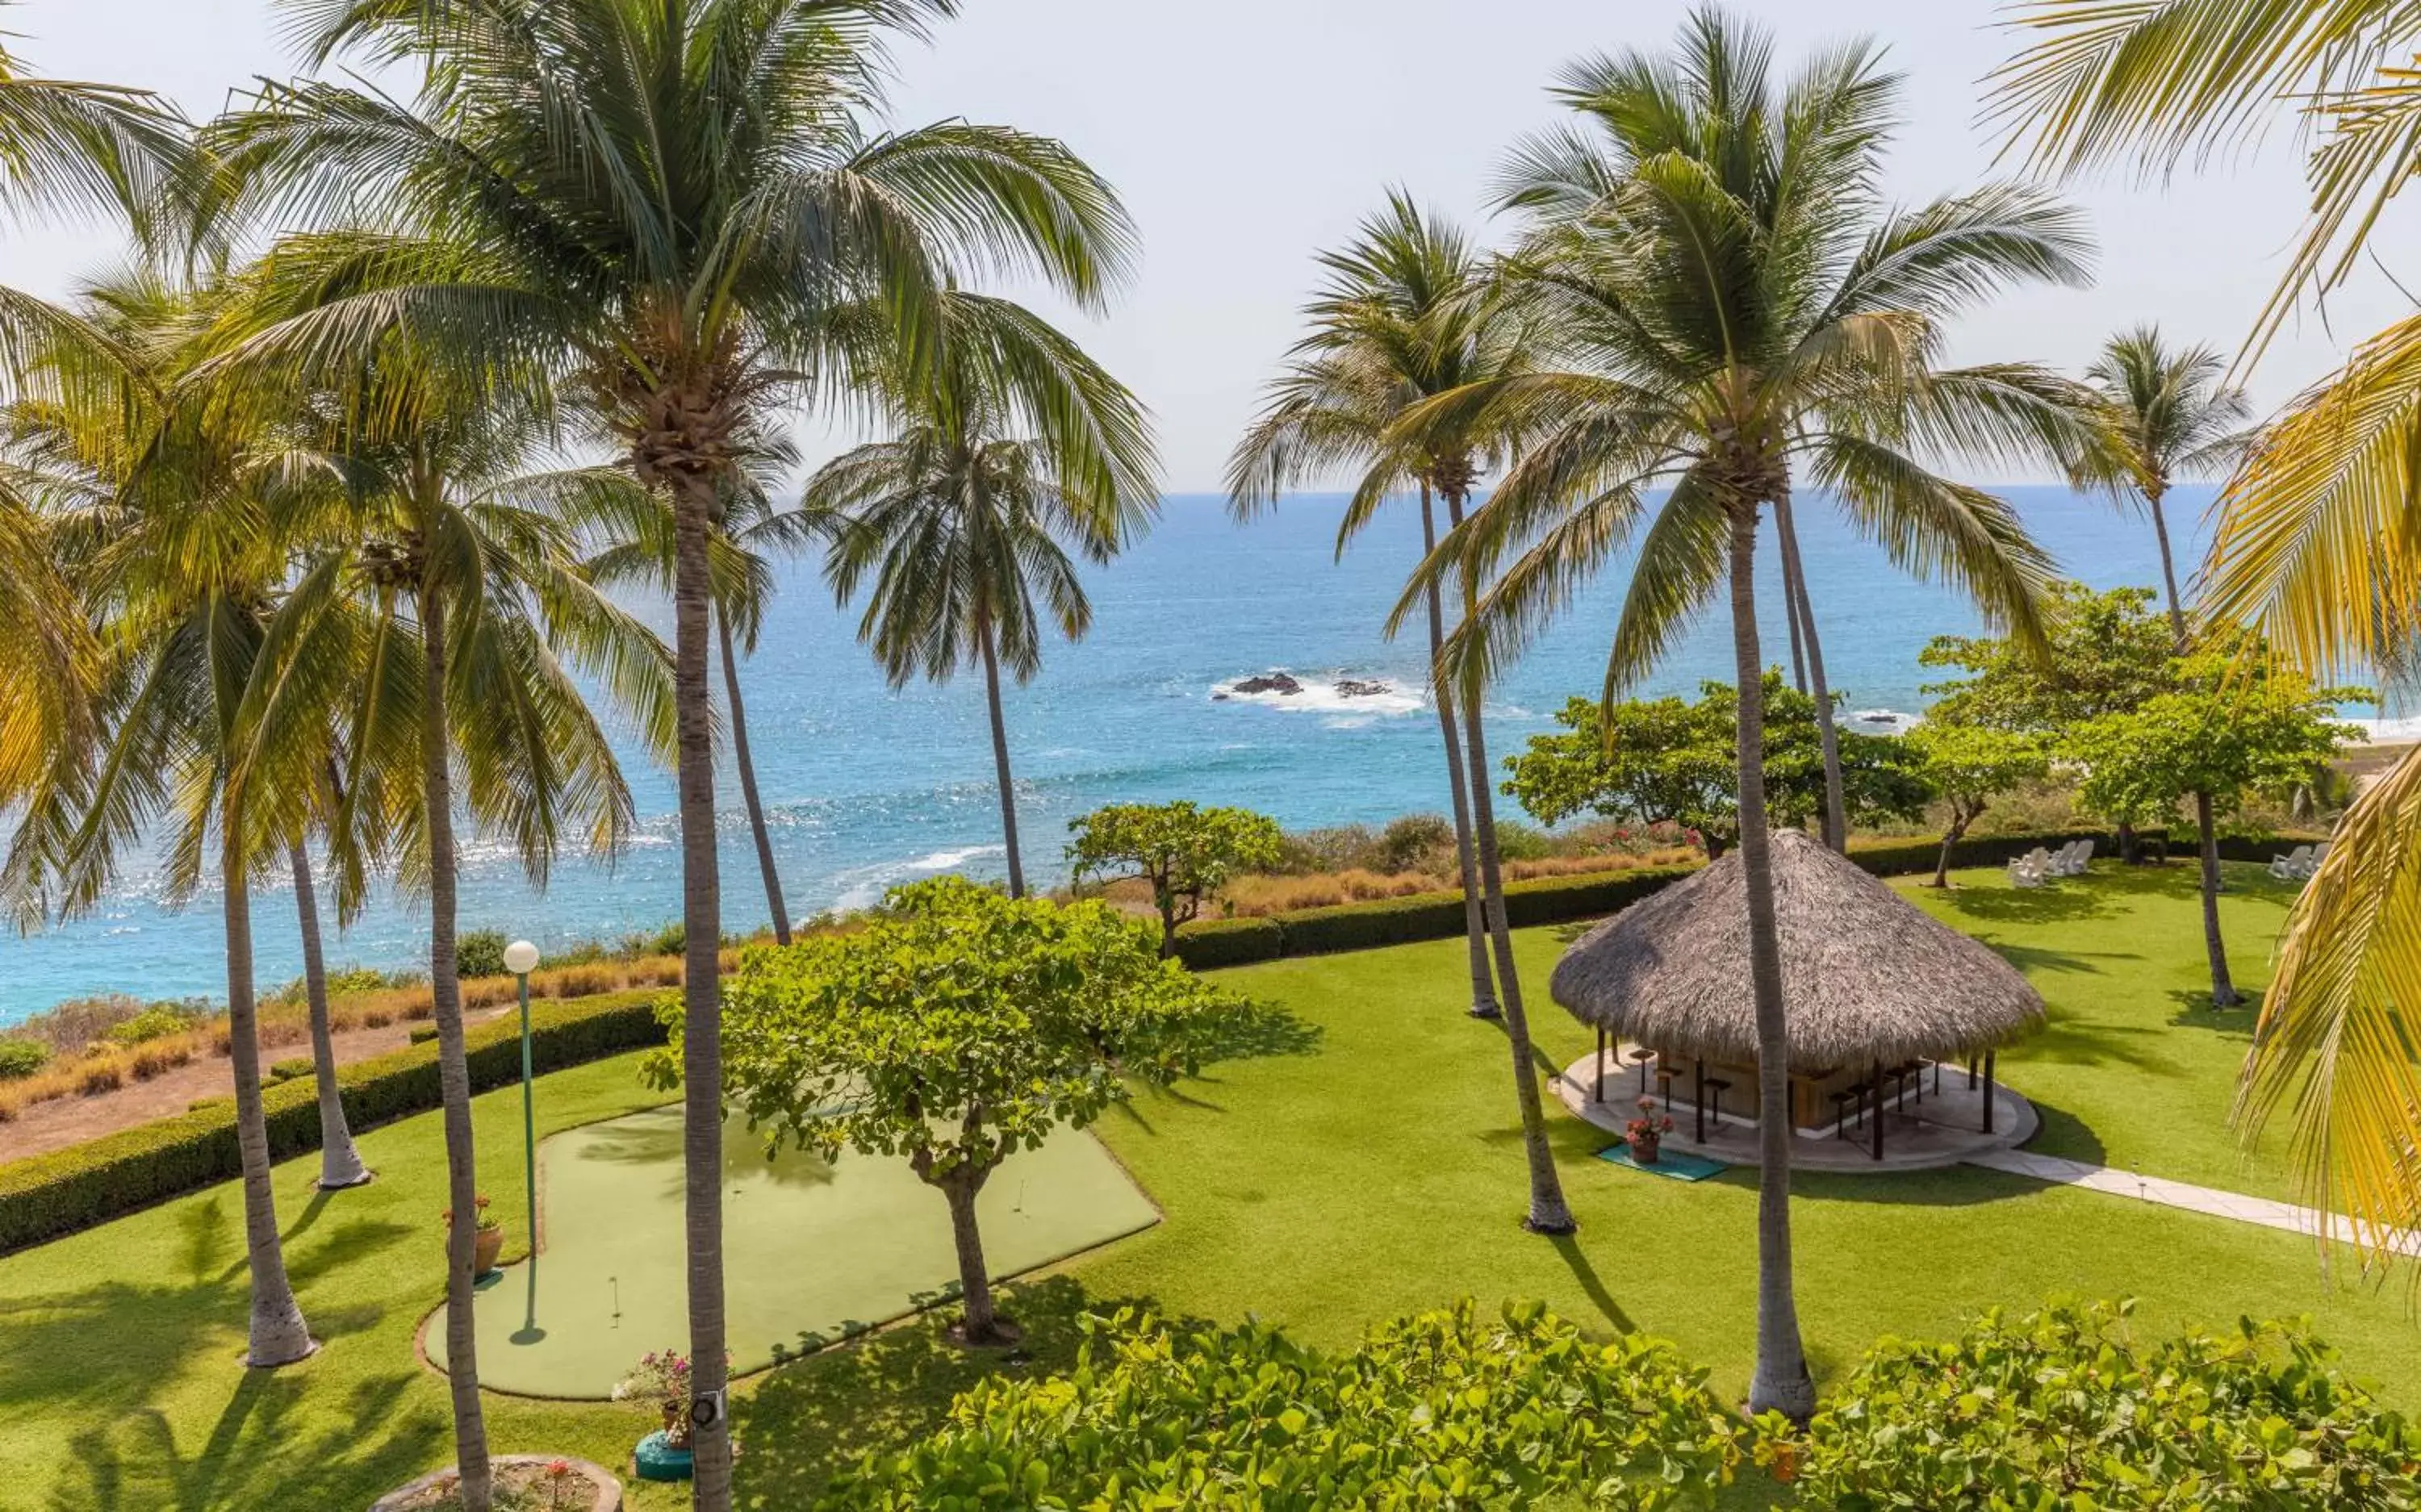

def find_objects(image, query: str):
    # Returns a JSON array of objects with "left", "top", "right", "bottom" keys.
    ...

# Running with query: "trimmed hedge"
[
  {"left": 0, "top": 989, "right": 660, "bottom": 1254},
  {"left": 1172, "top": 825, "right": 2327, "bottom": 972}
]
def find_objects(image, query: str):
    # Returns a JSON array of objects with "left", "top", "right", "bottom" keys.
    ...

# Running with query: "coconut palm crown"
[
  {"left": 205, "top": 4, "right": 1138, "bottom": 1500},
  {"left": 805, "top": 291, "right": 1156, "bottom": 898},
  {"left": 1391, "top": 4, "right": 2091, "bottom": 1418}
]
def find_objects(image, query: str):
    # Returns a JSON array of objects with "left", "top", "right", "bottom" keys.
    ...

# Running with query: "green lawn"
[{"left": 1, "top": 859, "right": 2406, "bottom": 1511}]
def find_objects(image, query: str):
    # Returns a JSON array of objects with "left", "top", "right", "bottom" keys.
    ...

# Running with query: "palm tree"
[
  {"left": 2073, "top": 327, "right": 2252, "bottom": 1005},
  {"left": 1227, "top": 191, "right": 1516, "bottom": 1023},
  {"left": 1991, "top": 0, "right": 2421, "bottom": 1272},
  {"left": 807, "top": 294, "right": 1156, "bottom": 895},
  {"left": 0, "top": 269, "right": 330, "bottom": 1370},
  {"left": 240, "top": 325, "right": 670, "bottom": 1512},
  {"left": 588, "top": 459, "right": 823, "bottom": 945},
  {"left": 289, "top": 835, "right": 370, "bottom": 1188},
  {"left": 0, "top": 41, "right": 193, "bottom": 805},
  {"left": 1403, "top": 6, "right": 2084, "bottom": 1417},
  {"left": 211, "top": 10, "right": 1132, "bottom": 1492}
]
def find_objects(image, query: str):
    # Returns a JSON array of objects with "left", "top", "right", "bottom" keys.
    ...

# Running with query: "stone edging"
[{"left": 368, "top": 1454, "right": 621, "bottom": 1512}]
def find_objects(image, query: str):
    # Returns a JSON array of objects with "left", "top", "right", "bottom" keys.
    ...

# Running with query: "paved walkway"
[{"left": 1964, "top": 1147, "right": 2421, "bottom": 1256}]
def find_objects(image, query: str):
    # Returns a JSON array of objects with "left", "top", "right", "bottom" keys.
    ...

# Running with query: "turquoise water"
[{"left": 0, "top": 485, "right": 2222, "bottom": 1019}]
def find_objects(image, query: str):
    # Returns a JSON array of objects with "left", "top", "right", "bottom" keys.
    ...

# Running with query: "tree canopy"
[
  {"left": 1920, "top": 583, "right": 2176, "bottom": 736},
  {"left": 1067, "top": 801, "right": 1284, "bottom": 956},
  {"left": 2063, "top": 650, "right": 2358, "bottom": 832},
  {"left": 659, "top": 875, "right": 1240, "bottom": 1343},
  {"left": 1503, "top": 675, "right": 1930, "bottom": 854}
]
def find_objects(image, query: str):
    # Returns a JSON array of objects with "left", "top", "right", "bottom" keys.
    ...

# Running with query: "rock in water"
[
  {"left": 1231, "top": 673, "right": 1303, "bottom": 696},
  {"left": 1334, "top": 679, "right": 1390, "bottom": 698}
]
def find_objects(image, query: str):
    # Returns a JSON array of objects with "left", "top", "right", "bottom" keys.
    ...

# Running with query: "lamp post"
[{"left": 504, "top": 938, "right": 541, "bottom": 1339}]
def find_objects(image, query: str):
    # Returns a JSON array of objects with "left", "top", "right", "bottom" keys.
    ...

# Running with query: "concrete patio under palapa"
[{"left": 1553, "top": 1050, "right": 2038, "bottom": 1174}]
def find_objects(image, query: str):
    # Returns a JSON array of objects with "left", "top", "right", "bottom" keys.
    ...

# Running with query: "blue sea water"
[{"left": 0, "top": 484, "right": 2243, "bottom": 1021}]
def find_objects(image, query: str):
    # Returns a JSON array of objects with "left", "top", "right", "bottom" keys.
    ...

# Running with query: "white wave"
[
  {"left": 827, "top": 843, "right": 1007, "bottom": 913},
  {"left": 1210, "top": 669, "right": 1426, "bottom": 718},
  {"left": 1848, "top": 707, "right": 1921, "bottom": 733},
  {"left": 2344, "top": 715, "right": 2421, "bottom": 743}
]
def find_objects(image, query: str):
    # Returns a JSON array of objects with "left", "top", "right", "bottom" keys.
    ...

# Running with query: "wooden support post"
[
  {"left": 1870, "top": 1059, "right": 1884, "bottom": 1162},
  {"left": 1981, "top": 1050, "right": 1997, "bottom": 1134},
  {"left": 1693, "top": 1059, "right": 1706, "bottom": 1144},
  {"left": 1595, "top": 1030, "right": 1607, "bottom": 1104}
]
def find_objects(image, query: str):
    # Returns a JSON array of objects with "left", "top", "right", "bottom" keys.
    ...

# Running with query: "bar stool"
[
  {"left": 1654, "top": 1065, "right": 1677, "bottom": 1111},
  {"left": 1701, "top": 1076, "right": 1733, "bottom": 1129},
  {"left": 1627, "top": 1046, "right": 1657, "bottom": 1094},
  {"left": 1829, "top": 1085, "right": 1866, "bottom": 1139}
]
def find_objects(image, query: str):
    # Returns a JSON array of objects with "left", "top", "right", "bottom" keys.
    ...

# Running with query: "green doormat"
[
  {"left": 424, "top": 1106, "right": 1160, "bottom": 1398},
  {"left": 1597, "top": 1142, "right": 1729, "bottom": 1181}
]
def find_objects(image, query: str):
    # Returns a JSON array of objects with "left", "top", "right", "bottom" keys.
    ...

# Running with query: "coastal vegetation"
[{"left": 0, "top": 0, "right": 2411, "bottom": 1506}]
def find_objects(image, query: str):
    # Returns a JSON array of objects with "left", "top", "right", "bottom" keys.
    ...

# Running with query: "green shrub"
[
  {"left": 1776, "top": 1300, "right": 2419, "bottom": 1510},
  {"left": 268, "top": 1058, "right": 314, "bottom": 1082},
  {"left": 1374, "top": 812, "right": 1454, "bottom": 871},
  {"left": 0, "top": 1040, "right": 48, "bottom": 1080},
  {"left": 454, "top": 930, "right": 509, "bottom": 980},
  {"left": 408, "top": 1024, "right": 439, "bottom": 1046},
  {"left": 1491, "top": 818, "right": 1555, "bottom": 862},
  {"left": 1169, "top": 916, "right": 1286, "bottom": 971},
  {"left": 1277, "top": 892, "right": 1474, "bottom": 955},
  {"left": 0, "top": 990, "right": 660, "bottom": 1253},
  {"left": 826, "top": 1300, "right": 1743, "bottom": 1510},
  {"left": 103, "top": 1003, "right": 204, "bottom": 1046}
]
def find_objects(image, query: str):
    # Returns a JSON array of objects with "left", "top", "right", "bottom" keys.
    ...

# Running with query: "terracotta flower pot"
[
  {"left": 1631, "top": 1133, "right": 1662, "bottom": 1165},
  {"left": 473, "top": 1226, "right": 505, "bottom": 1276}
]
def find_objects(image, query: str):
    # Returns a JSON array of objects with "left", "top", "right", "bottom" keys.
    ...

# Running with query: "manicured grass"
[
  {"left": 425, "top": 1106, "right": 1156, "bottom": 1397},
  {"left": 1, "top": 858, "right": 2406, "bottom": 1511}
]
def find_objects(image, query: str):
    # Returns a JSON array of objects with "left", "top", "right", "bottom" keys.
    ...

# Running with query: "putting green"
[{"left": 423, "top": 1106, "right": 1160, "bottom": 1398}]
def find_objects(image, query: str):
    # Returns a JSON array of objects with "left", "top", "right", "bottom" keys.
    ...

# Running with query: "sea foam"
[{"left": 1210, "top": 670, "right": 1426, "bottom": 718}]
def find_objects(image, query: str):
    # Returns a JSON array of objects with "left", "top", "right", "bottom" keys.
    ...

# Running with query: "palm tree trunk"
[
  {"left": 670, "top": 474, "right": 733, "bottom": 1511},
  {"left": 978, "top": 619, "right": 1027, "bottom": 900},
  {"left": 223, "top": 805, "right": 315, "bottom": 1369},
  {"left": 1779, "top": 519, "right": 1809, "bottom": 697},
  {"left": 1729, "top": 502, "right": 1816, "bottom": 1423},
  {"left": 717, "top": 607, "right": 791, "bottom": 946},
  {"left": 2149, "top": 487, "right": 2233, "bottom": 1004},
  {"left": 1449, "top": 491, "right": 1573, "bottom": 1234},
  {"left": 291, "top": 840, "right": 368, "bottom": 1189},
  {"left": 1425, "top": 483, "right": 1498, "bottom": 1019},
  {"left": 1775, "top": 484, "right": 1845, "bottom": 850},
  {"left": 420, "top": 591, "right": 490, "bottom": 1511}
]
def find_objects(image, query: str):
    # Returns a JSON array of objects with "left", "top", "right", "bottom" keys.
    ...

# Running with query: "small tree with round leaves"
[
  {"left": 1066, "top": 801, "right": 1285, "bottom": 955},
  {"left": 653, "top": 876, "right": 1240, "bottom": 1345}
]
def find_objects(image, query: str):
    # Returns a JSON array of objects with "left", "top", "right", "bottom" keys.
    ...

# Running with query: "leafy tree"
[
  {"left": 1921, "top": 581, "right": 2177, "bottom": 858},
  {"left": 1901, "top": 722, "right": 2050, "bottom": 887},
  {"left": 214, "top": 5, "right": 1134, "bottom": 1496},
  {"left": 2063, "top": 650, "right": 2356, "bottom": 1005},
  {"left": 1390, "top": 10, "right": 2084, "bottom": 1414},
  {"left": 1504, "top": 675, "right": 1930, "bottom": 857},
  {"left": 1228, "top": 192, "right": 1532, "bottom": 1024},
  {"left": 1067, "top": 801, "right": 1285, "bottom": 955},
  {"left": 826, "top": 1301, "right": 1745, "bottom": 1510},
  {"left": 1998, "top": 0, "right": 2421, "bottom": 1289},
  {"left": 677, "top": 877, "right": 1237, "bottom": 1347},
  {"left": 806, "top": 294, "right": 1155, "bottom": 902}
]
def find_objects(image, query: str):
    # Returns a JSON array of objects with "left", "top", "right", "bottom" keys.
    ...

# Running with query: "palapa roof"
[{"left": 1550, "top": 829, "right": 2045, "bottom": 1069}]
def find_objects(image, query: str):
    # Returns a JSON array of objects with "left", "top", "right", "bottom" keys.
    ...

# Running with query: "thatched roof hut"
[{"left": 1550, "top": 829, "right": 2045, "bottom": 1069}]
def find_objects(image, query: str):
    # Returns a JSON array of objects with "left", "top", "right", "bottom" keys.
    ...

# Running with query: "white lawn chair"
[
  {"left": 2051, "top": 840, "right": 2087, "bottom": 876},
  {"left": 2068, "top": 837, "right": 2096, "bottom": 873},
  {"left": 2009, "top": 848, "right": 2051, "bottom": 888},
  {"left": 2269, "top": 845, "right": 2315, "bottom": 881}
]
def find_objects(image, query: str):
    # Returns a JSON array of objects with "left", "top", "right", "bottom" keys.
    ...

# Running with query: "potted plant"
[
  {"left": 444, "top": 1193, "right": 505, "bottom": 1276},
  {"left": 616, "top": 1349, "right": 697, "bottom": 1482},
  {"left": 1626, "top": 1098, "right": 1675, "bottom": 1164}
]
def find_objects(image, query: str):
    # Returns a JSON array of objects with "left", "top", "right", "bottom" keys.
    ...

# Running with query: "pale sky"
[{"left": 6, "top": 0, "right": 2409, "bottom": 492}]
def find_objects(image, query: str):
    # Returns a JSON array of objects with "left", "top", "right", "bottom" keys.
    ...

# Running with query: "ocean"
[{"left": 0, "top": 482, "right": 2352, "bottom": 1021}]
